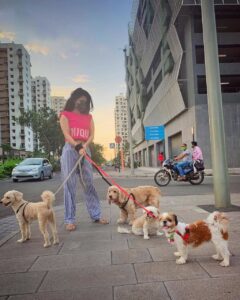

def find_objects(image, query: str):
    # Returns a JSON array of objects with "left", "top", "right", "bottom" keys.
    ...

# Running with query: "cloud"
[
  {"left": 51, "top": 85, "right": 76, "bottom": 98},
  {"left": 59, "top": 52, "right": 68, "bottom": 59},
  {"left": 119, "top": 82, "right": 126, "bottom": 90},
  {"left": 72, "top": 74, "right": 90, "bottom": 84},
  {"left": 0, "top": 31, "right": 16, "bottom": 41},
  {"left": 25, "top": 42, "right": 50, "bottom": 55}
]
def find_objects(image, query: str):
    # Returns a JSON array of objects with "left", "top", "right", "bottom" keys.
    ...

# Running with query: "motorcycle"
[{"left": 154, "top": 158, "right": 205, "bottom": 186}]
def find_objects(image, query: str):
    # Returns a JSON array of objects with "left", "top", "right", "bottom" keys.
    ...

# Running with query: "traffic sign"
[
  {"left": 109, "top": 143, "right": 115, "bottom": 149},
  {"left": 115, "top": 136, "right": 122, "bottom": 144},
  {"left": 145, "top": 125, "right": 165, "bottom": 141}
]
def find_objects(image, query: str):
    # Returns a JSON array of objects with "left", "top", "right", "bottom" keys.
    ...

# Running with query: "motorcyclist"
[{"left": 174, "top": 143, "right": 192, "bottom": 180}]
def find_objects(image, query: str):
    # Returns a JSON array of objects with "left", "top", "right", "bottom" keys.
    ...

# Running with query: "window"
[
  {"left": 143, "top": 1, "right": 154, "bottom": 38},
  {"left": 197, "top": 75, "right": 240, "bottom": 94},
  {"left": 154, "top": 70, "right": 162, "bottom": 92},
  {"left": 196, "top": 45, "right": 240, "bottom": 64},
  {"left": 152, "top": 42, "right": 162, "bottom": 74}
]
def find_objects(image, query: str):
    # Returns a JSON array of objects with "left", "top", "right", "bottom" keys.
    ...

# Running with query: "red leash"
[{"left": 85, "top": 154, "right": 157, "bottom": 219}]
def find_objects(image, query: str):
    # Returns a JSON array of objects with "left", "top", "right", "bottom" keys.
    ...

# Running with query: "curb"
[{"left": 0, "top": 231, "right": 19, "bottom": 247}]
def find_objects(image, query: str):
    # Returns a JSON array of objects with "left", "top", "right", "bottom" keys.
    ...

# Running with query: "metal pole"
[
  {"left": 201, "top": 0, "right": 230, "bottom": 207},
  {"left": 127, "top": 96, "right": 134, "bottom": 175},
  {"left": 123, "top": 47, "right": 134, "bottom": 175}
]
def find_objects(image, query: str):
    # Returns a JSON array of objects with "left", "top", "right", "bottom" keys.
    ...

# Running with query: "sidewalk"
[
  {"left": 98, "top": 166, "right": 240, "bottom": 177},
  {"left": 0, "top": 192, "right": 240, "bottom": 299}
]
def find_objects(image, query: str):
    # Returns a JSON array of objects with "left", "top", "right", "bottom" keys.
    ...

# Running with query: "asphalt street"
[{"left": 0, "top": 170, "right": 240, "bottom": 219}]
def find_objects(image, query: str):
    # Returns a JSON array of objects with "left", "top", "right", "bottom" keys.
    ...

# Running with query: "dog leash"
[
  {"left": 85, "top": 154, "right": 157, "bottom": 219},
  {"left": 54, "top": 154, "right": 85, "bottom": 196}
]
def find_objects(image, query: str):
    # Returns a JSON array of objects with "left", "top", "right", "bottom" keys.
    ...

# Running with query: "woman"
[{"left": 60, "top": 88, "right": 108, "bottom": 231}]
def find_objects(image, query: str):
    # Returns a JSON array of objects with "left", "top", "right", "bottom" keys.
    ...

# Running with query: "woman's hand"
[{"left": 79, "top": 144, "right": 87, "bottom": 156}]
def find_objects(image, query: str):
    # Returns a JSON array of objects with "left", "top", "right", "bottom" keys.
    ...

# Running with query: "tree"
[
  {"left": 90, "top": 143, "right": 106, "bottom": 165},
  {"left": 17, "top": 108, "right": 64, "bottom": 158}
]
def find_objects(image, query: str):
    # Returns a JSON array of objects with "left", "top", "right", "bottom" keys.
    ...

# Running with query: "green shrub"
[
  {"left": 0, "top": 158, "right": 23, "bottom": 177},
  {"left": 49, "top": 158, "right": 61, "bottom": 171}
]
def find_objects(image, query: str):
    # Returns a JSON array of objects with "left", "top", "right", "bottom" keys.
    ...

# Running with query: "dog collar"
[
  {"left": 16, "top": 202, "right": 27, "bottom": 214},
  {"left": 16, "top": 202, "right": 29, "bottom": 223},
  {"left": 167, "top": 232, "right": 175, "bottom": 244},
  {"left": 119, "top": 193, "right": 135, "bottom": 210},
  {"left": 175, "top": 226, "right": 190, "bottom": 242}
]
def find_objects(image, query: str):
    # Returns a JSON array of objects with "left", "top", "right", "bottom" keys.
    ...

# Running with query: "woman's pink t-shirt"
[{"left": 60, "top": 111, "right": 92, "bottom": 141}]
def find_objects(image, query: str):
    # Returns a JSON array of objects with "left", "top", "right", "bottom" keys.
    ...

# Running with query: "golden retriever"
[
  {"left": 118, "top": 206, "right": 163, "bottom": 239},
  {"left": 0, "top": 190, "right": 59, "bottom": 247},
  {"left": 107, "top": 185, "right": 160, "bottom": 225}
]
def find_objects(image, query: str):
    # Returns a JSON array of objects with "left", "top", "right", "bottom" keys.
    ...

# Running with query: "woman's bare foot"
[{"left": 66, "top": 224, "right": 76, "bottom": 231}]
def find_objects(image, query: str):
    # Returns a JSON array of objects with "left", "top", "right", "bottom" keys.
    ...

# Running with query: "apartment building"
[
  {"left": 114, "top": 94, "right": 129, "bottom": 151},
  {"left": 0, "top": 43, "right": 33, "bottom": 152},
  {"left": 32, "top": 76, "right": 51, "bottom": 111},
  {"left": 125, "top": 0, "right": 240, "bottom": 168},
  {"left": 51, "top": 96, "right": 66, "bottom": 115}
]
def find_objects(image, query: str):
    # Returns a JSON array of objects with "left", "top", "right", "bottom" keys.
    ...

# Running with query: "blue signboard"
[{"left": 145, "top": 125, "right": 165, "bottom": 141}]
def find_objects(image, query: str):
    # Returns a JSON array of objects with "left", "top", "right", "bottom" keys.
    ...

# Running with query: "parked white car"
[{"left": 12, "top": 158, "right": 53, "bottom": 182}]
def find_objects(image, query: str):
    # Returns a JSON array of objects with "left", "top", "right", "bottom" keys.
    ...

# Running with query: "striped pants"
[{"left": 60, "top": 143, "right": 101, "bottom": 224}]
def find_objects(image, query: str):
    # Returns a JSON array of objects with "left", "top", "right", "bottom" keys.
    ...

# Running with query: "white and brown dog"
[
  {"left": 107, "top": 185, "right": 160, "bottom": 225},
  {"left": 118, "top": 206, "right": 163, "bottom": 239},
  {"left": 160, "top": 211, "right": 230, "bottom": 267},
  {"left": 0, "top": 190, "right": 59, "bottom": 248}
]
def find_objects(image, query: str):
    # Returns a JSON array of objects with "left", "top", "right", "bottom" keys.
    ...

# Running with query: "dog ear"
[
  {"left": 173, "top": 214, "right": 178, "bottom": 225},
  {"left": 118, "top": 189, "right": 125, "bottom": 204},
  {"left": 13, "top": 190, "right": 23, "bottom": 201},
  {"left": 107, "top": 187, "right": 112, "bottom": 205}
]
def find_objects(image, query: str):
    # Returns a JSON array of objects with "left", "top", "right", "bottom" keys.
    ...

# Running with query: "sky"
[{"left": 0, "top": 0, "right": 133, "bottom": 160}]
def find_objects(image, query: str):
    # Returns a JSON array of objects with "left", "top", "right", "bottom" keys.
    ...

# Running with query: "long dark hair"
[{"left": 64, "top": 88, "right": 93, "bottom": 114}]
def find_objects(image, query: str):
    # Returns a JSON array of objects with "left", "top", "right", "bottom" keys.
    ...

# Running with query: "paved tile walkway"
[{"left": 0, "top": 193, "right": 239, "bottom": 299}]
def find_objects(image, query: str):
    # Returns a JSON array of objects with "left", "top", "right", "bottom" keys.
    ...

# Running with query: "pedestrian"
[
  {"left": 158, "top": 151, "right": 165, "bottom": 166},
  {"left": 59, "top": 87, "right": 109, "bottom": 231},
  {"left": 174, "top": 143, "right": 192, "bottom": 180}
]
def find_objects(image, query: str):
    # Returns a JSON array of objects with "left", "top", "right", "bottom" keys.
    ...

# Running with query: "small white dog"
[
  {"left": 118, "top": 206, "right": 163, "bottom": 239},
  {"left": 0, "top": 190, "right": 59, "bottom": 247},
  {"left": 160, "top": 211, "right": 230, "bottom": 266}
]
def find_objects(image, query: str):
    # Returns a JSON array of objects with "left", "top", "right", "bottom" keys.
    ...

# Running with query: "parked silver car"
[{"left": 12, "top": 158, "right": 53, "bottom": 182}]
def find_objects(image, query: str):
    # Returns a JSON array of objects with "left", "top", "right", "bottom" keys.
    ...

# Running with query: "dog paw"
[
  {"left": 212, "top": 254, "right": 222, "bottom": 261},
  {"left": 174, "top": 252, "right": 181, "bottom": 257},
  {"left": 220, "top": 260, "right": 230, "bottom": 267},
  {"left": 44, "top": 243, "right": 51, "bottom": 248},
  {"left": 144, "top": 236, "right": 150, "bottom": 240},
  {"left": 176, "top": 257, "right": 186, "bottom": 264},
  {"left": 53, "top": 239, "right": 59, "bottom": 245},
  {"left": 117, "top": 219, "right": 126, "bottom": 225},
  {"left": 17, "top": 239, "right": 25, "bottom": 243}
]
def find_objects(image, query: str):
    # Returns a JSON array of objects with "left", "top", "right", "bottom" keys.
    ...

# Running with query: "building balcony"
[
  {"left": 18, "top": 76, "right": 23, "bottom": 82},
  {"left": 18, "top": 63, "right": 23, "bottom": 69},
  {"left": 18, "top": 90, "right": 24, "bottom": 96},
  {"left": 17, "top": 49, "right": 23, "bottom": 56}
]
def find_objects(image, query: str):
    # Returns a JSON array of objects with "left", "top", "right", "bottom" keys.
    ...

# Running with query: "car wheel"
[
  {"left": 49, "top": 171, "right": 53, "bottom": 179},
  {"left": 13, "top": 179, "right": 18, "bottom": 183},
  {"left": 40, "top": 172, "right": 44, "bottom": 181}
]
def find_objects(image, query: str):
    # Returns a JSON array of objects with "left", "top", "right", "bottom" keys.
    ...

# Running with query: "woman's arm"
[
  {"left": 83, "top": 118, "right": 95, "bottom": 148},
  {"left": 59, "top": 115, "right": 79, "bottom": 147}
]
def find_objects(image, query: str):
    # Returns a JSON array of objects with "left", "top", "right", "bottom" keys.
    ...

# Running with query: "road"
[{"left": 0, "top": 170, "right": 240, "bottom": 219}]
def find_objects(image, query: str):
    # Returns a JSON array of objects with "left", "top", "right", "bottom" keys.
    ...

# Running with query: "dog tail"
[
  {"left": 117, "top": 226, "right": 131, "bottom": 234},
  {"left": 41, "top": 190, "right": 55, "bottom": 208}
]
